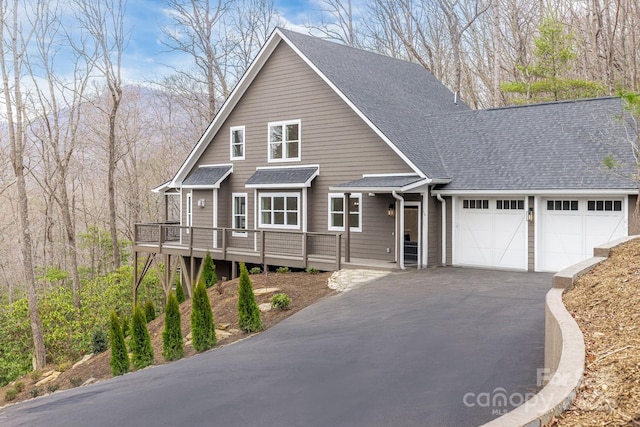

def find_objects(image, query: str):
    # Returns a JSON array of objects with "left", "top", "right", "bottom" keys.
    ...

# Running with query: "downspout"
[
  {"left": 392, "top": 191, "right": 405, "bottom": 270},
  {"left": 436, "top": 193, "right": 446, "bottom": 266}
]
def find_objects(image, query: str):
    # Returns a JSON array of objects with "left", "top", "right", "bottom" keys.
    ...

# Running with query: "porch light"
[
  {"left": 388, "top": 203, "right": 395, "bottom": 217},
  {"left": 527, "top": 207, "right": 534, "bottom": 222},
  {"left": 197, "top": 199, "right": 206, "bottom": 208}
]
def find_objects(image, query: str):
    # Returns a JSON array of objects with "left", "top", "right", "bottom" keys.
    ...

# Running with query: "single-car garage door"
[
  {"left": 539, "top": 198, "right": 627, "bottom": 271},
  {"left": 455, "top": 198, "right": 527, "bottom": 270}
]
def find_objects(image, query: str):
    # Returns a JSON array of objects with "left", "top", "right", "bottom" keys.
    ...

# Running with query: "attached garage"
[
  {"left": 454, "top": 198, "right": 528, "bottom": 270},
  {"left": 538, "top": 197, "right": 627, "bottom": 271}
]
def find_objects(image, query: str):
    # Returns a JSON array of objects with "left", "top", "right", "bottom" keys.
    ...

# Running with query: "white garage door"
[
  {"left": 455, "top": 198, "right": 527, "bottom": 270},
  {"left": 539, "top": 198, "right": 627, "bottom": 272}
]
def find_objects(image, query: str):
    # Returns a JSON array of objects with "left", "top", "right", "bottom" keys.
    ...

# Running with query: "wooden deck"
[{"left": 134, "top": 223, "right": 343, "bottom": 271}]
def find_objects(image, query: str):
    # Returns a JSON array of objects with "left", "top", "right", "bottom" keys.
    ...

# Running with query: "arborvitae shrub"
[
  {"left": 144, "top": 300, "right": 156, "bottom": 322},
  {"left": 109, "top": 311, "right": 129, "bottom": 376},
  {"left": 175, "top": 278, "right": 186, "bottom": 303},
  {"left": 237, "top": 263, "right": 262, "bottom": 333},
  {"left": 190, "top": 279, "right": 216, "bottom": 352},
  {"left": 202, "top": 251, "right": 217, "bottom": 288},
  {"left": 130, "top": 305, "right": 154, "bottom": 370},
  {"left": 162, "top": 292, "right": 183, "bottom": 361},
  {"left": 91, "top": 328, "right": 109, "bottom": 354}
]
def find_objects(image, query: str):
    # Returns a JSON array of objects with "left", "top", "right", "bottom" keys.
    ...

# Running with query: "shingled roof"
[{"left": 430, "top": 97, "right": 637, "bottom": 191}]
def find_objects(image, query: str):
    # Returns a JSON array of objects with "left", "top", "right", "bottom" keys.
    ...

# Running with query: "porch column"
[{"left": 344, "top": 192, "right": 351, "bottom": 263}]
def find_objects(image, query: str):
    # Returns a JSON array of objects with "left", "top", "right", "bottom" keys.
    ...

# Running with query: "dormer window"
[
  {"left": 230, "top": 126, "right": 245, "bottom": 160},
  {"left": 268, "top": 120, "right": 301, "bottom": 162}
]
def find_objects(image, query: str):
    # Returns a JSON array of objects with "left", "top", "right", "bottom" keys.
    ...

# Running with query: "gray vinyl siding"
[
  {"left": 185, "top": 41, "right": 414, "bottom": 262},
  {"left": 528, "top": 196, "right": 535, "bottom": 271},
  {"left": 427, "top": 194, "right": 442, "bottom": 266},
  {"left": 629, "top": 195, "right": 639, "bottom": 235}
]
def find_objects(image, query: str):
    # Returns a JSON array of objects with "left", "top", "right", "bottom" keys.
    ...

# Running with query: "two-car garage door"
[
  {"left": 539, "top": 198, "right": 626, "bottom": 271},
  {"left": 454, "top": 196, "right": 627, "bottom": 272},
  {"left": 455, "top": 198, "right": 528, "bottom": 270}
]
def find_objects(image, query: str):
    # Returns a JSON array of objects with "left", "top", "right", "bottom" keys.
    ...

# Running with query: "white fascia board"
[
  {"left": 278, "top": 30, "right": 429, "bottom": 180},
  {"left": 431, "top": 188, "right": 639, "bottom": 196},
  {"left": 152, "top": 181, "right": 172, "bottom": 193},
  {"left": 329, "top": 179, "right": 429, "bottom": 193},
  {"left": 245, "top": 183, "right": 308, "bottom": 189},
  {"left": 255, "top": 164, "right": 320, "bottom": 171},
  {"left": 169, "top": 31, "right": 283, "bottom": 187},
  {"left": 362, "top": 173, "right": 421, "bottom": 178}
]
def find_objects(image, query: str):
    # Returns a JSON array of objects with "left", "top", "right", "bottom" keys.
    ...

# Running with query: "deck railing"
[{"left": 134, "top": 223, "right": 342, "bottom": 270}]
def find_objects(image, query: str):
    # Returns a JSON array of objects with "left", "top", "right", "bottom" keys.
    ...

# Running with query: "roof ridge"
[{"left": 486, "top": 96, "right": 620, "bottom": 111}]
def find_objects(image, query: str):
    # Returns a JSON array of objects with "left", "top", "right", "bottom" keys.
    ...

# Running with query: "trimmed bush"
[
  {"left": 109, "top": 311, "right": 129, "bottom": 376},
  {"left": 202, "top": 251, "right": 217, "bottom": 288},
  {"left": 69, "top": 377, "right": 83, "bottom": 387},
  {"left": 14, "top": 381, "right": 24, "bottom": 392},
  {"left": 29, "top": 388, "right": 41, "bottom": 398},
  {"left": 144, "top": 300, "right": 156, "bottom": 322},
  {"left": 306, "top": 266, "right": 320, "bottom": 274},
  {"left": 237, "top": 263, "right": 262, "bottom": 333},
  {"left": 191, "top": 279, "right": 216, "bottom": 352},
  {"left": 5, "top": 388, "right": 18, "bottom": 401},
  {"left": 271, "top": 293, "right": 292, "bottom": 311},
  {"left": 46, "top": 383, "right": 59, "bottom": 393},
  {"left": 175, "top": 278, "right": 186, "bottom": 304},
  {"left": 162, "top": 292, "right": 184, "bottom": 361},
  {"left": 276, "top": 266, "right": 290, "bottom": 274},
  {"left": 249, "top": 266, "right": 261, "bottom": 275},
  {"left": 91, "top": 328, "right": 109, "bottom": 354},
  {"left": 130, "top": 305, "right": 154, "bottom": 370}
]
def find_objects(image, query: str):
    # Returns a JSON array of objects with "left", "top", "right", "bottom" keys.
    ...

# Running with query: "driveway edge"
[{"left": 480, "top": 236, "right": 639, "bottom": 427}]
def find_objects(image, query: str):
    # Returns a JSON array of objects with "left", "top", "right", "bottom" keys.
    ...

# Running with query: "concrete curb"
[{"left": 480, "top": 236, "right": 639, "bottom": 427}]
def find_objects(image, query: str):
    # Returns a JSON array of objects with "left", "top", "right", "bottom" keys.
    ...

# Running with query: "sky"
[{"left": 119, "top": 0, "right": 324, "bottom": 83}]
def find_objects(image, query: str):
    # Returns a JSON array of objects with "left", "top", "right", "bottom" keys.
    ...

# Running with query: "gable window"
[
  {"left": 587, "top": 199, "right": 622, "bottom": 212},
  {"left": 546, "top": 200, "right": 578, "bottom": 211},
  {"left": 328, "top": 193, "right": 362, "bottom": 232},
  {"left": 230, "top": 126, "right": 245, "bottom": 160},
  {"left": 232, "top": 193, "right": 247, "bottom": 236},
  {"left": 268, "top": 120, "right": 301, "bottom": 162},
  {"left": 462, "top": 199, "right": 489, "bottom": 209},
  {"left": 259, "top": 192, "right": 299, "bottom": 229}
]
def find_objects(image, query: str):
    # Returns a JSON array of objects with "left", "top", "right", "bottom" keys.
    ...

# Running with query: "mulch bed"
[{"left": 554, "top": 239, "right": 640, "bottom": 426}]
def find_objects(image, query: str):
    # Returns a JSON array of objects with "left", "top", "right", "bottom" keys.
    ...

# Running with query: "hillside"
[{"left": 0, "top": 271, "right": 333, "bottom": 407}]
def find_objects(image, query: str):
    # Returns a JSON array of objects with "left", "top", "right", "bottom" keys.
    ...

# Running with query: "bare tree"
[
  {"left": 74, "top": 0, "right": 128, "bottom": 269},
  {"left": 309, "top": 0, "right": 361, "bottom": 47},
  {"left": 27, "top": 0, "right": 95, "bottom": 307},
  {"left": 163, "top": 0, "right": 230, "bottom": 121},
  {"left": 0, "top": 0, "right": 47, "bottom": 368}
]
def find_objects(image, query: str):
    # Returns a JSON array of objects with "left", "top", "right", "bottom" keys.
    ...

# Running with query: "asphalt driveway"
[{"left": 1, "top": 268, "right": 552, "bottom": 427}]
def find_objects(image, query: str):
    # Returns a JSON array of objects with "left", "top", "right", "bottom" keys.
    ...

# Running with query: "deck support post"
[
  {"left": 133, "top": 250, "right": 138, "bottom": 307},
  {"left": 336, "top": 234, "right": 342, "bottom": 270},
  {"left": 232, "top": 261, "right": 237, "bottom": 279},
  {"left": 302, "top": 233, "right": 308, "bottom": 268}
]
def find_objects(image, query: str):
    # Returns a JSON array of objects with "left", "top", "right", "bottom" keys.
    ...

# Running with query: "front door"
[{"left": 404, "top": 203, "right": 421, "bottom": 267}]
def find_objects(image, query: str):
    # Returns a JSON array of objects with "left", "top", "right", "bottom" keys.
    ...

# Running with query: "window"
[
  {"left": 496, "top": 199, "right": 524, "bottom": 210},
  {"left": 328, "top": 193, "right": 362, "bottom": 232},
  {"left": 546, "top": 200, "right": 578, "bottom": 211},
  {"left": 587, "top": 199, "right": 622, "bottom": 212},
  {"left": 230, "top": 126, "right": 245, "bottom": 160},
  {"left": 268, "top": 120, "right": 300, "bottom": 162},
  {"left": 259, "top": 193, "right": 299, "bottom": 229},
  {"left": 462, "top": 199, "right": 489, "bottom": 209},
  {"left": 232, "top": 193, "right": 247, "bottom": 236}
]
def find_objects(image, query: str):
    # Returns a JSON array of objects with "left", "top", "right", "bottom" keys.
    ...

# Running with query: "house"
[{"left": 134, "top": 28, "right": 638, "bottom": 298}]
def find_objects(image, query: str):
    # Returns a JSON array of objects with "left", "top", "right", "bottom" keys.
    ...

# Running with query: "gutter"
[
  {"left": 392, "top": 191, "right": 405, "bottom": 270},
  {"left": 436, "top": 193, "right": 446, "bottom": 266}
]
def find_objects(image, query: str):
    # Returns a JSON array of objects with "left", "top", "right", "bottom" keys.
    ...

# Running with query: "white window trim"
[
  {"left": 185, "top": 191, "right": 193, "bottom": 234},
  {"left": 267, "top": 119, "right": 301, "bottom": 163},
  {"left": 328, "top": 193, "right": 362, "bottom": 232},
  {"left": 232, "top": 193, "right": 248, "bottom": 237},
  {"left": 258, "top": 192, "right": 301, "bottom": 230},
  {"left": 230, "top": 126, "right": 245, "bottom": 161}
]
